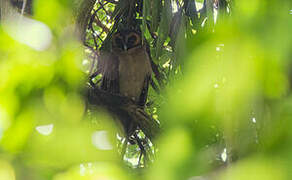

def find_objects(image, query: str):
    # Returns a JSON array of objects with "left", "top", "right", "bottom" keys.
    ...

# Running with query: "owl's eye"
[
  {"left": 114, "top": 37, "right": 124, "bottom": 49},
  {"left": 127, "top": 35, "right": 137, "bottom": 46},
  {"left": 126, "top": 33, "right": 141, "bottom": 49}
]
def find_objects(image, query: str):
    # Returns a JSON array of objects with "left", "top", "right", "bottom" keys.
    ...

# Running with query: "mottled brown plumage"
[{"left": 99, "top": 30, "right": 152, "bottom": 107}]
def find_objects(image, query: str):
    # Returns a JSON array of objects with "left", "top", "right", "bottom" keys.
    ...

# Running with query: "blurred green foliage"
[{"left": 0, "top": 0, "right": 292, "bottom": 179}]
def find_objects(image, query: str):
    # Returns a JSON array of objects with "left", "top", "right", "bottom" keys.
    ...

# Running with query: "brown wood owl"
[{"left": 98, "top": 30, "right": 152, "bottom": 107}]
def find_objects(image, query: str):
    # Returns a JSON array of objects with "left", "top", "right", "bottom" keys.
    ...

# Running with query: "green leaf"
[
  {"left": 142, "top": 0, "right": 151, "bottom": 43},
  {"left": 155, "top": 0, "right": 172, "bottom": 59},
  {"left": 151, "top": 0, "right": 162, "bottom": 32},
  {"left": 205, "top": 0, "right": 214, "bottom": 30}
]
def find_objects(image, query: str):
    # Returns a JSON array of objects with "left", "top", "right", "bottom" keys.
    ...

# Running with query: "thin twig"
[
  {"left": 99, "top": 2, "right": 112, "bottom": 17},
  {"left": 90, "top": 31, "right": 99, "bottom": 49},
  {"left": 94, "top": 16, "right": 110, "bottom": 33},
  {"left": 21, "top": 0, "right": 27, "bottom": 15},
  {"left": 88, "top": 2, "right": 108, "bottom": 30},
  {"left": 134, "top": 133, "right": 147, "bottom": 167},
  {"left": 103, "top": 0, "right": 118, "bottom": 4},
  {"left": 121, "top": 138, "right": 128, "bottom": 160}
]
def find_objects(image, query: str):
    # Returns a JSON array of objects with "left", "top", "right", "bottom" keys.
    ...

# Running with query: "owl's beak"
[{"left": 123, "top": 44, "right": 128, "bottom": 51}]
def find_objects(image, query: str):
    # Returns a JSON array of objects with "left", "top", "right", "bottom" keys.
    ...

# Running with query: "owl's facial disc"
[
  {"left": 112, "top": 30, "right": 141, "bottom": 51},
  {"left": 126, "top": 32, "right": 141, "bottom": 50},
  {"left": 113, "top": 36, "right": 125, "bottom": 50}
]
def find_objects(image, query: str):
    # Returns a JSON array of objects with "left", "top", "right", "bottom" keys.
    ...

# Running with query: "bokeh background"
[{"left": 0, "top": 0, "right": 292, "bottom": 179}]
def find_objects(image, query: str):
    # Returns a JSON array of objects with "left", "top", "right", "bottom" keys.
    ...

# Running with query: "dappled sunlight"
[
  {"left": 220, "top": 148, "right": 227, "bottom": 162},
  {"left": 92, "top": 130, "right": 113, "bottom": 150},
  {"left": 3, "top": 15, "right": 52, "bottom": 51},
  {"left": 35, "top": 124, "right": 54, "bottom": 136},
  {"left": 251, "top": 117, "right": 256, "bottom": 124}
]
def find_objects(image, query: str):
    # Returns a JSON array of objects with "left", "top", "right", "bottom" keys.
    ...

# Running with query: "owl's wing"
[
  {"left": 98, "top": 52, "right": 120, "bottom": 94},
  {"left": 137, "top": 47, "right": 153, "bottom": 107},
  {"left": 138, "top": 73, "right": 151, "bottom": 107}
]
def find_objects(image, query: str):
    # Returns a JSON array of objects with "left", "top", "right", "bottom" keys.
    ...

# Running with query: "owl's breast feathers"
[
  {"left": 117, "top": 46, "right": 152, "bottom": 105},
  {"left": 99, "top": 46, "right": 152, "bottom": 106}
]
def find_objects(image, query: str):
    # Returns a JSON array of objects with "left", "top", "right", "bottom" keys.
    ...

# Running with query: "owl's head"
[{"left": 112, "top": 30, "right": 142, "bottom": 51}]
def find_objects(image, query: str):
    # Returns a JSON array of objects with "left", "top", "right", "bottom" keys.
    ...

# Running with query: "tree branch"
[{"left": 87, "top": 86, "right": 160, "bottom": 141}]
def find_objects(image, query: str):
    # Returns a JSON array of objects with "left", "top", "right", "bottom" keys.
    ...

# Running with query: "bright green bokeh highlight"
[
  {"left": 0, "top": 0, "right": 292, "bottom": 179},
  {"left": 219, "top": 157, "right": 287, "bottom": 180},
  {"left": 53, "top": 162, "right": 130, "bottom": 180},
  {"left": 0, "top": 160, "right": 15, "bottom": 180}
]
